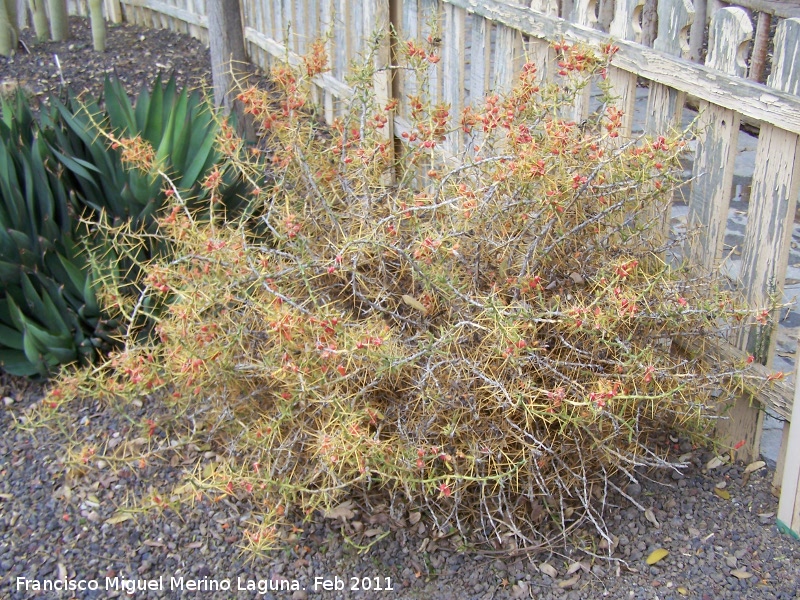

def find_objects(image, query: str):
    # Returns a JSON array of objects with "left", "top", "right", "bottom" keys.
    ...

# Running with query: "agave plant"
[
  {"left": 0, "top": 77, "right": 260, "bottom": 377},
  {"left": 0, "top": 92, "right": 116, "bottom": 376},
  {"left": 51, "top": 74, "right": 253, "bottom": 230}
]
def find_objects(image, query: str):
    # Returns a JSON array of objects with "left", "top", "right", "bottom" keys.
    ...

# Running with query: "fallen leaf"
[
  {"left": 184, "top": 541, "right": 202, "bottom": 549},
  {"left": 510, "top": 581, "right": 529, "bottom": 599},
  {"left": 646, "top": 548, "right": 669, "bottom": 565},
  {"left": 714, "top": 488, "right": 731, "bottom": 500},
  {"left": 143, "top": 539, "right": 164, "bottom": 547},
  {"left": 323, "top": 500, "right": 355, "bottom": 520},
  {"left": 566, "top": 562, "right": 583, "bottom": 575},
  {"left": 363, "top": 528, "right": 384, "bottom": 537},
  {"left": 706, "top": 455, "right": 726, "bottom": 470},
  {"left": 402, "top": 294, "right": 428, "bottom": 314},
  {"left": 569, "top": 272, "right": 585, "bottom": 285},
  {"left": 539, "top": 562, "right": 558, "bottom": 578},
  {"left": 744, "top": 460, "right": 766, "bottom": 474},
  {"left": 730, "top": 569, "right": 753, "bottom": 580},
  {"left": 678, "top": 452, "right": 693, "bottom": 463},
  {"left": 757, "top": 511, "right": 775, "bottom": 519},
  {"left": 558, "top": 574, "right": 580, "bottom": 588},
  {"left": 105, "top": 512, "right": 133, "bottom": 525},
  {"left": 408, "top": 511, "right": 421, "bottom": 525},
  {"left": 677, "top": 586, "right": 689, "bottom": 595},
  {"left": 86, "top": 494, "right": 101, "bottom": 506},
  {"left": 645, "top": 508, "right": 660, "bottom": 528}
]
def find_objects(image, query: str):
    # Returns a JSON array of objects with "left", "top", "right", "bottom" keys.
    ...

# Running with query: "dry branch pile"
[{"left": 44, "top": 38, "right": 758, "bottom": 553}]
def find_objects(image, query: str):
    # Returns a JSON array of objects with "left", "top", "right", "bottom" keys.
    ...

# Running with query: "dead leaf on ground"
[
  {"left": 744, "top": 460, "right": 766, "bottom": 474},
  {"left": 645, "top": 508, "right": 660, "bottom": 528},
  {"left": 706, "top": 455, "right": 726, "bottom": 470},
  {"left": 566, "top": 561, "right": 584, "bottom": 575},
  {"left": 730, "top": 569, "right": 753, "bottom": 580},
  {"left": 363, "top": 528, "right": 384, "bottom": 537},
  {"left": 646, "top": 548, "right": 669, "bottom": 565},
  {"left": 558, "top": 574, "right": 580, "bottom": 588},
  {"left": 539, "top": 562, "right": 558, "bottom": 578},
  {"left": 714, "top": 487, "right": 731, "bottom": 500},
  {"left": 323, "top": 500, "right": 356, "bottom": 520},
  {"left": 401, "top": 294, "right": 428, "bottom": 314},
  {"left": 105, "top": 512, "right": 134, "bottom": 525},
  {"left": 408, "top": 511, "right": 421, "bottom": 525}
]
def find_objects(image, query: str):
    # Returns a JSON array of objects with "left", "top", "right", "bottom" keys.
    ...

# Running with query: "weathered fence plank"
[
  {"left": 607, "top": 0, "right": 643, "bottom": 139},
  {"left": 689, "top": 8, "right": 760, "bottom": 462},
  {"left": 569, "top": 0, "right": 597, "bottom": 122},
  {"left": 737, "top": 19, "right": 800, "bottom": 473},
  {"left": 767, "top": 17, "right": 800, "bottom": 539},
  {"left": 685, "top": 7, "right": 751, "bottom": 270},
  {"left": 469, "top": 13, "right": 490, "bottom": 99},
  {"left": 779, "top": 359, "right": 800, "bottom": 536},
  {"left": 443, "top": 2, "right": 466, "bottom": 153},
  {"left": 645, "top": 0, "right": 694, "bottom": 133},
  {"left": 492, "top": 0, "right": 523, "bottom": 93},
  {"left": 525, "top": 0, "right": 557, "bottom": 84}
]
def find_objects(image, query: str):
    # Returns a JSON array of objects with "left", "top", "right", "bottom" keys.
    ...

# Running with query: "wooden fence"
[{"left": 52, "top": 0, "right": 800, "bottom": 538}]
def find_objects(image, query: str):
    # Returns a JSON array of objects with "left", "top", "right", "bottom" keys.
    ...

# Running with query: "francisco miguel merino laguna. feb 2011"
[{"left": 15, "top": 575, "right": 309, "bottom": 594}]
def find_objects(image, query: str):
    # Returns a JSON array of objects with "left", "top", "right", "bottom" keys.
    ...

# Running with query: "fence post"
[
  {"left": 607, "top": 0, "right": 644, "bottom": 139},
  {"left": 770, "top": 17, "right": 800, "bottom": 539},
  {"left": 734, "top": 18, "right": 800, "bottom": 471}
]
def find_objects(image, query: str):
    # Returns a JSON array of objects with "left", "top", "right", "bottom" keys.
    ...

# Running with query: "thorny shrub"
[{"left": 39, "top": 37, "right": 765, "bottom": 554}]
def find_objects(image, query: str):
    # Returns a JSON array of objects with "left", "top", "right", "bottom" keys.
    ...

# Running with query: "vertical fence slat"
[
  {"left": 527, "top": 0, "right": 558, "bottom": 84},
  {"left": 685, "top": 7, "right": 751, "bottom": 270},
  {"left": 607, "top": 0, "right": 644, "bottom": 139},
  {"left": 420, "top": 0, "right": 442, "bottom": 104},
  {"left": 443, "top": 3, "right": 465, "bottom": 154},
  {"left": 321, "top": 0, "right": 335, "bottom": 123},
  {"left": 468, "top": 13, "right": 490, "bottom": 101},
  {"left": 334, "top": 0, "right": 349, "bottom": 99},
  {"left": 780, "top": 345, "right": 800, "bottom": 536},
  {"left": 492, "top": 0, "right": 523, "bottom": 94},
  {"left": 686, "top": 8, "right": 758, "bottom": 462},
  {"left": 770, "top": 17, "right": 800, "bottom": 539},
  {"left": 738, "top": 19, "right": 800, "bottom": 362},
  {"left": 645, "top": 0, "right": 694, "bottom": 134},
  {"left": 570, "top": 0, "right": 597, "bottom": 122}
]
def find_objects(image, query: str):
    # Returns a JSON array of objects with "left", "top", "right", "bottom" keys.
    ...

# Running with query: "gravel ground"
[
  {"left": 1, "top": 376, "right": 799, "bottom": 600},
  {"left": 1, "top": 17, "right": 800, "bottom": 600}
]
